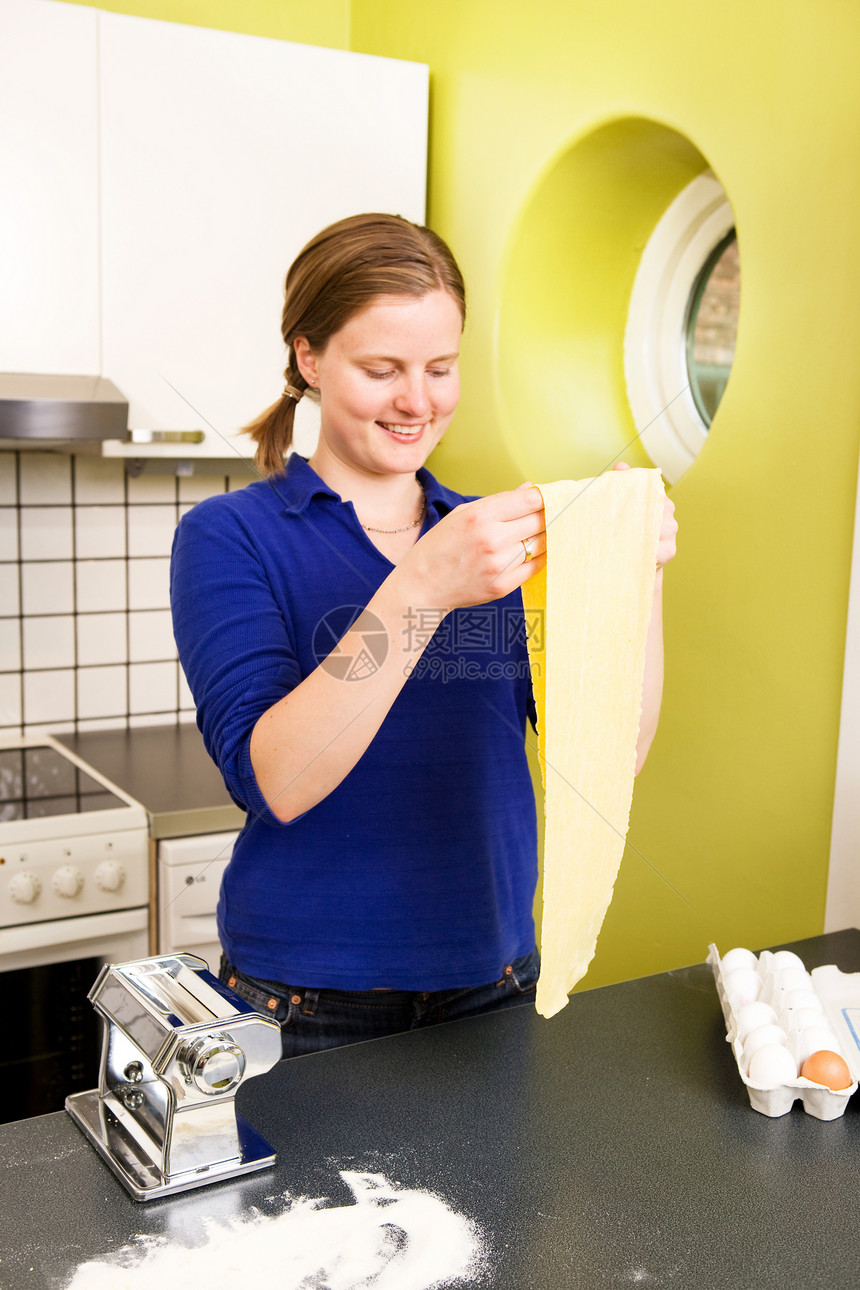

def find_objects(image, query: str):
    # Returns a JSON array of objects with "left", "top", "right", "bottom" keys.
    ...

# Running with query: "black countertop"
[
  {"left": 58, "top": 724, "right": 244, "bottom": 838},
  {"left": 2, "top": 929, "right": 859, "bottom": 1289}
]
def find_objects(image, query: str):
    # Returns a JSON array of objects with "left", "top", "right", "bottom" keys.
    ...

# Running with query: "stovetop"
[
  {"left": 0, "top": 735, "right": 147, "bottom": 848},
  {"left": 0, "top": 744, "right": 129, "bottom": 823}
]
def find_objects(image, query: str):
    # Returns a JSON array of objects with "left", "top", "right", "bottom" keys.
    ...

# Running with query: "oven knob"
[
  {"left": 52, "top": 864, "right": 84, "bottom": 898},
  {"left": 9, "top": 872, "right": 41, "bottom": 904},
  {"left": 94, "top": 860, "right": 126, "bottom": 892}
]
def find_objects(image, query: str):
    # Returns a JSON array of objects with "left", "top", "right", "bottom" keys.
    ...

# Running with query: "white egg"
[
  {"left": 788, "top": 1007, "right": 827, "bottom": 1032},
  {"left": 775, "top": 966, "right": 811, "bottom": 994},
  {"left": 724, "top": 967, "right": 762, "bottom": 1008},
  {"left": 747, "top": 1043, "right": 798, "bottom": 1087},
  {"left": 794, "top": 1025, "right": 842, "bottom": 1069},
  {"left": 720, "top": 947, "right": 759, "bottom": 974},
  {"left": 769, "top": 950, "right": 807, "bottom": 972},
  {"left": 785, "top": 988, "right": 823, "bottom": 1013},
  {"left": 735, "top": 1001, "right": 777, "bottom": 1041},
  {"left": 741, "top": 1023, "right": 789, "bottom": 1071}
]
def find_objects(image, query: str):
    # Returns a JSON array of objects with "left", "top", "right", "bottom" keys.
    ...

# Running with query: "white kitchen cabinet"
[
  {"left": 97, "top": 12, "right": 429, "bottom": 459},
  {"left": 157, "top": 831, "right": 238, "bottom": 972},
  {"left": 0, "top": 0, "right": 101, "bottom": 376}
]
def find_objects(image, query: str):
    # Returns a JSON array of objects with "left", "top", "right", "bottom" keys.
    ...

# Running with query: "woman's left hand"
[
  {"left": 611, "top": 462, "right": 675, "bottom": 771},
  {"left": 612, "top": 462, "right": 677, "bottom": 570}
]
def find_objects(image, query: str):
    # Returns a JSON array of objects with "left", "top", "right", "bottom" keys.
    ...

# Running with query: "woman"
[{"left": 170, "top": 212, "right": 676, "bottom": 1057}]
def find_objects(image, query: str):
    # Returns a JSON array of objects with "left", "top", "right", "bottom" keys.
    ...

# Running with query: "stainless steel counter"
[{"left": 58, "top": 724, "right": 244, "bottom": 839}]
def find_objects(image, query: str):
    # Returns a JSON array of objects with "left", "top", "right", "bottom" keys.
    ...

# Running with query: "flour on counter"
[{"left": 64, "top": 1170, "right": 487, "bottom": 1289}]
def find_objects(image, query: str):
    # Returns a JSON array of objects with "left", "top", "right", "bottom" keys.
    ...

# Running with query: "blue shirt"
[{"left": 170, "top": 454, "right": 538, "bottom": 990}]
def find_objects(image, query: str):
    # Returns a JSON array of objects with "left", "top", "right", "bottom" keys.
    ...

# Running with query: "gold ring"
[{"left": 522, "top": 537, "right": 535, "bottom": 563}]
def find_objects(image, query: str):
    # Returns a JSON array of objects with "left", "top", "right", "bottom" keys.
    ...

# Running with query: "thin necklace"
[{"left": 360, "top": 495, "right": 427, "bottom": 534}]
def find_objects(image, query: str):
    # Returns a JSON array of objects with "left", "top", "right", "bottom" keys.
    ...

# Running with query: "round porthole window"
[
  {"left": 685, "top": 228, "right": 739, "bottom": 427},
  {"left": 624, "top": 170, "right": 740, "bottom": 482}
]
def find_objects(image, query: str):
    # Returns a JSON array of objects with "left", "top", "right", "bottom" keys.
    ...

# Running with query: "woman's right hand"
[{"left": 397, "top": 482, "right": 547, "bottom": 613}]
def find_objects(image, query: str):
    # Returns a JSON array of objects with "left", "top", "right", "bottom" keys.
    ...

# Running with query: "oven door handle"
[{"left": 0, "top": 908, "right": 148, "bottom": 971}]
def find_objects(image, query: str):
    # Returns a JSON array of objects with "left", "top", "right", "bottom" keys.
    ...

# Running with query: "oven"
[{"left": 0, "top": 735, "right": 150, "bottom": 1122}]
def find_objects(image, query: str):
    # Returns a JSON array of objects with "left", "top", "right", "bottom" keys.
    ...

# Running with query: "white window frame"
[{"left": 624, "top": 170, "right": 735, "bottom": 483}]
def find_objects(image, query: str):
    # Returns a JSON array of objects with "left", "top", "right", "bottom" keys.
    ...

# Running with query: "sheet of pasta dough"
[{"left": 523, "top": 470, "right": 665, "bottom": 1019}]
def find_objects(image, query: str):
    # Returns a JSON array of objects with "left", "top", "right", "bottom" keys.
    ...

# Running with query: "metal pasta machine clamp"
[{"left": 66, "top": 954, "right": 282, "bottom": 1201}]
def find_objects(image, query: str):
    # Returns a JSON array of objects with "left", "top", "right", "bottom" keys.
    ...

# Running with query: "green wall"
[
  {"left": 350, "top": 0, "right": 860, "bottom": 985},
  {"left": 60, "top": 0, "right": 350, "bottom": 48},
  {"left": 61, "top": 0, "right": 860, "bottom": 986}
]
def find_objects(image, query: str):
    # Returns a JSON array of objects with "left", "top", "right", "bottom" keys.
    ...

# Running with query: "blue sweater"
[{"left": 170, "top": 454, "right": 538, "bottom": 990}]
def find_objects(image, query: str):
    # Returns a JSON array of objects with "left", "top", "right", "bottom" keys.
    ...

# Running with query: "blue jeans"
[{"left": 219, "top": 949, "right": 540, "bottom": 1059}]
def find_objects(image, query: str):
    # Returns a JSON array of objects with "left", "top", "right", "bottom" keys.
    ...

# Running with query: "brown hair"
[{"left": 243, "top": 213, "right": 466, "bottom": 476}]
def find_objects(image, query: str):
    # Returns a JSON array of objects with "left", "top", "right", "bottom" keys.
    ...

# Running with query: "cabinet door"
[
  {"left": 0, "top": 0, "right": 100, "bottom": 375},
  {"left": 98, "top": 13, "right": 428, "bottom": 457}
]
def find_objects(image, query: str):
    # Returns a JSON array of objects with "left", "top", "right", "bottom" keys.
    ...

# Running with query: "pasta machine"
[{"left": 65, "top": 953, "right": 282, "bottom": 1201}]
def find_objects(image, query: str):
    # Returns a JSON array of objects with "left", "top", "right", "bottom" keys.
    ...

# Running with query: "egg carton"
[{"left": 708, "top": 943, "right": 860, "bottom": 1120}]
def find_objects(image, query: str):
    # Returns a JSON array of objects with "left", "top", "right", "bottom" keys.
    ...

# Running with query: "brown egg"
[{"left": 800, "top": 1049, "right": 853, "bottom": 1091}]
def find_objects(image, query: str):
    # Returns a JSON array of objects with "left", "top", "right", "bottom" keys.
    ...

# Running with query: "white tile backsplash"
[
  {"left": 127, "top": 473, "right": 176, "bottom": 503},
  {"left": 0, "top": 563, "right": 20, "bottom": 617},
  {"left": 0, "top": 509, "right": 19, "bottom": 561},
  {"left": 0, "top": 618, "right": 21, "bottom": 672},
  {"left": 73, "top": 456, "right": 126, "bottom": 505},
  {"left": 179, "top": 474, "right": 229, "bottom": 504},
  {"left": 22, "top": 615, "right": 76, "bottom": 669},
  {"left": 3, "top": 451, "right": 231, "bottom": 733},
  {"left": 0, "top": 456, "right": 17, "bottom": 505},
  {"left": 127, "top": 504, "right": 177, "bottom": 558},
  {"left": 129, "top": 608, "right": 175, "bottom": 662},
  {"left": 21, "top": 560, "right": 74, "bottom": 616},
  {"left": 77, "top": 612, "right": 128, "bottom": 666},
  {"left": 24, "top": 668, "right": 75, "bottom": 724},
  {"left": 76, "top": 559, "right": 127, "bottom": 613},
  {"left": 0, "top": 672, "right": 22, "bottom": 730},
  {"left": 20, "top": 506, "right": 74, "bottom": 560},
  {"left": 77, "top": 665, "right": 128, "bottom": 721},
  {"left": 129, "top": 660, "right": 177, "bottom": 714},
  {"left": 75, "top": 505, "right": 127, "bottom": 559},
  {"left": 128, "top": 557, "right": 171, "bottom": 611},
  {"left": 19, "top": 454, "right": 72, "bottom": 505}
]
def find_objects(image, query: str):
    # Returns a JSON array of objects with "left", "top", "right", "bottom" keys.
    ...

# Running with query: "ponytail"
[{"left": 243, "top": 365, "right": 311, "bottom": 477}]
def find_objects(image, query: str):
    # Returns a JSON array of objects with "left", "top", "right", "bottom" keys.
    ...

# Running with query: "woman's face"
[{"left": 295, "top": 290, "right": 462, "bottom": 482}]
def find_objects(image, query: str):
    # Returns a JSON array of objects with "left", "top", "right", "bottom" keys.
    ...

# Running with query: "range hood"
[{"left": 0, "top": 373, "right": 129, "bottom": 449}]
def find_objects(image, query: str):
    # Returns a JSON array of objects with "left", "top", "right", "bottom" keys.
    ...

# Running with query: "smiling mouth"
[{"left": 378, "top": 422, "right": 426, "bottom": 437}]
